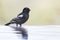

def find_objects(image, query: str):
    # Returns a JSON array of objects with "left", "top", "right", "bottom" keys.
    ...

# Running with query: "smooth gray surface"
[
  {"left": 0, "top": 25, "right": 22, "bottom": 40},
  {"left": 0, "top": 25, "right": 60, "bottom": 40},
  {"left": 27, "top": 25, "right": 60, "bottom": 40}
]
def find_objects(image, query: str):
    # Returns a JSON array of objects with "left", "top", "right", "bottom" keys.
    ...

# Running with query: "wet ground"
[{"left": 0, "top": 25, "right": 60, "bottom": 40}]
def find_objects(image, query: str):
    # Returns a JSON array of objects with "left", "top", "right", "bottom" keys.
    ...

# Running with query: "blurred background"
[{"left": 0, "top": 0, "right": 60, "bottom": 25}]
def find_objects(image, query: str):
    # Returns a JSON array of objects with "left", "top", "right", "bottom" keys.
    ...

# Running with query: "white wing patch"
[{"left": 18, "top": 15, "right": 23, "bottom": 17}]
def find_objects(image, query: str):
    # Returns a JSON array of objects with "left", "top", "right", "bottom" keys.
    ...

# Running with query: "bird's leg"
[
  {"left": 16, "top": 24, "right": 18, "bottom": 28},
  {"left": 20, "top": 24, "right": 22, "bottom": 27}
]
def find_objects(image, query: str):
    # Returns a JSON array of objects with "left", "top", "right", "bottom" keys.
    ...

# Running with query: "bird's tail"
[{"left": 5, "top": 22, "right": 11, "bottom": 26}]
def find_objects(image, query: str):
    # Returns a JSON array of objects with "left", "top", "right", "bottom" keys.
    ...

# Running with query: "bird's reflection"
[{"left": 9, "top": 26, "right": 28, "bottom": 40}]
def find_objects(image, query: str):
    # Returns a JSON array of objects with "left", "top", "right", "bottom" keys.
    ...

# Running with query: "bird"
[{"left": 5, "top": 7, "right": 30, "bottom": 27}]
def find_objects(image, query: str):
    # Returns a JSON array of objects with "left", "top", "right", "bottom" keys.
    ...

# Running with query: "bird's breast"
[{"left": 21, "top": 14, "right": 29, "bottom": 24}]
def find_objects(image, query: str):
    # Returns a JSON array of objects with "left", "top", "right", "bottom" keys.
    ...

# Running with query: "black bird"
[{"left": 5, "top": 7, "right": 30, "bottom": 27}]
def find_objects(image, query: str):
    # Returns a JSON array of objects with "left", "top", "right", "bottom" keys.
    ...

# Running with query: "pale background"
[{"left": 0, "top": 0, "right": 60, "bottom": 25}]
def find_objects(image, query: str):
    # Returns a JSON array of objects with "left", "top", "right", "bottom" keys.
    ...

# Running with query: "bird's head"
[{"left": 23, "top": 7, "right": 30, "bottom": 13}]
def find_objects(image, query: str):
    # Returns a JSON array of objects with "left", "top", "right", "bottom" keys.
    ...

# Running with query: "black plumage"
[{"left": 5, "top": 7, "right": 30, "bottom": 27}]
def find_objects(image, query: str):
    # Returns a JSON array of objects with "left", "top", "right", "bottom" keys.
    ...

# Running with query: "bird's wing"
[
  {"left": 11, "top": 17, "right": 19, "bottom": 21},
  {"left": 17, "top": 14, "right": 23, "bottom": 18}
]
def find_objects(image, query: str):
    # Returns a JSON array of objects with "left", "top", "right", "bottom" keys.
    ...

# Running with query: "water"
[{"left": 0, "top": 25, "right": 60, "bottom": 40}]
